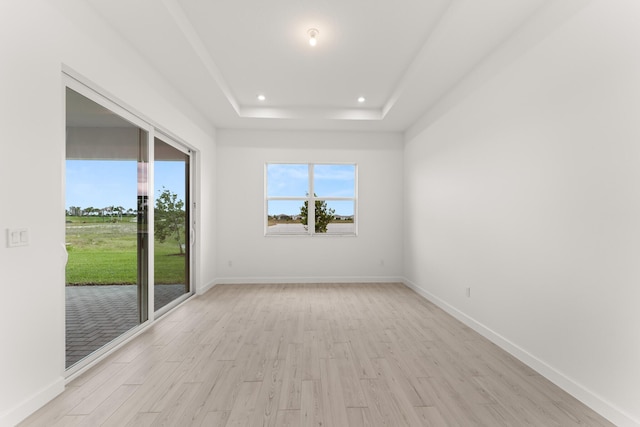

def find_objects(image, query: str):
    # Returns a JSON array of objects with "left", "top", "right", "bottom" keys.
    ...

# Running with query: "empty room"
[{"left": 1, "top": 0, "right": 639, "bottom": 426}]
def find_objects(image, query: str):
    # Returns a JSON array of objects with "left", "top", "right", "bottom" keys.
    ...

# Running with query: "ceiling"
[{"left": 85, "top": 0, "right": 556, "bottom": 132}]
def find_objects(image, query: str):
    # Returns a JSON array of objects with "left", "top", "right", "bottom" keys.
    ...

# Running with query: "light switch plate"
[{"left": 7, "top": 228, "right": 29, "bottom": 248}]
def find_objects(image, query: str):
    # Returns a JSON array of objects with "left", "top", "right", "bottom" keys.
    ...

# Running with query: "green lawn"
[{"left": 65, "top": 216, "right": 186, "bottom": 285}]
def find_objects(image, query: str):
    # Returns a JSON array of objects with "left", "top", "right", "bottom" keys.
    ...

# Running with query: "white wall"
[
  {"left": 403, "top": 1, "right": 640, "bottom": 425},
  {"left": 216, "top": 130, "right": 403, "bottom": 283},
  {"left": 0, "top": 1, "right": 216, "bottom": 425}
]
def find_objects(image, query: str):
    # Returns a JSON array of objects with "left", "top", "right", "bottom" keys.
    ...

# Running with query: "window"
[{"left": 265, "top": 163, "right": 357, "bottom": 236}]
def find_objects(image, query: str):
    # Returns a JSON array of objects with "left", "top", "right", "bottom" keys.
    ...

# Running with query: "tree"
[
  {"left": 300, "top": 194, "right": 335, "bottom": 233},
  {"left": 155, "top": 187, "right": 186, "bottom": 254},
  {"left": 68, "top": 206, "right": 82, "bottom": 216}
]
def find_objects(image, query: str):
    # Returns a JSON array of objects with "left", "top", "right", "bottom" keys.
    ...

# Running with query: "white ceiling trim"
[
  {"left": 239, "top": 106, "right": 382, "bottom": 121},
  {"left": 382, "top": 0, "right": 453, "bottom": 119},
  {"left": 161, "top": 0, "right": 240, "bottom": 114},
  {"left": 161, "top": 0, "right": 454, "bottom": 123},
  {"left": 405, "top": 0, "right": 591, "bottom": 140}
]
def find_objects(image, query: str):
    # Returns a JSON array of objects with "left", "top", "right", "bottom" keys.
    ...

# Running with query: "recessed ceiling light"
[
  {"left": 308, "top": 28, "right": 319, "bottom": 47},
  {"left": 357, "top": 96, "right": 366, "bottom": 103},
  {"left": 257, "top": 94, "right": 266, "bottom": 101}
]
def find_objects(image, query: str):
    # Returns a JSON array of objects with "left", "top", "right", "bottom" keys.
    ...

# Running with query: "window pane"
[
  {"left": 65, "top": 87, "right": 148, "bottom": 369},
  {"left": 323, "top": 200, "right": 355, "bottom": 234},
  {"left": 313, "top": 164, "right": 355, "bottom": 197},
  {"left": 154, "top": 137, "right": 190, "bottom": 312},
  {"left": 267, "top": 164, "right": 308, "bottom": 197},
  {"left": 267, "top": 200, "right": 307, "bottom": 234}
]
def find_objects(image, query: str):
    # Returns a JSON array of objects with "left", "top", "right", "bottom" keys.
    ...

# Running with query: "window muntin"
[{"left": 265, "top": 163, "right": 357, "bottom": 236}]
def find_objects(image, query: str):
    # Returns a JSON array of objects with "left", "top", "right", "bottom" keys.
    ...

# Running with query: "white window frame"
[{"left": 264, "top": 162, "right": 358, "bottom": 237}]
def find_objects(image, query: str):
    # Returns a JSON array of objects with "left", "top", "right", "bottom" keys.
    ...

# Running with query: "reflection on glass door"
[
  {"left": 154, "top": 137, "right": 191, "bottom": 312},
  {"left": 65, "top": 87, "right": 149, "bottom": 369}
]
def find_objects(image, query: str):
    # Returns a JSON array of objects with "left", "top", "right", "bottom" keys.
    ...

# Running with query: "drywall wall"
[
  {"left": 403, "top": 1, "right": 640, "bottom": 425},
  {"left": 216, "top": 130, "right": 403, "bottom": 283},
  {"left": 0, "top": 1, "right": 216, "bottom": 425}
]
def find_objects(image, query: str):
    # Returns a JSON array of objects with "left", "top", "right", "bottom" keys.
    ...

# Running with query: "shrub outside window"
[{"left": 265, "top": 163, "right": 357, "bottom": 236}]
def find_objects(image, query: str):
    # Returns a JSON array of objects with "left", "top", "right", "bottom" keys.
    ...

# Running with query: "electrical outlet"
[{"left": 466, "top": 287, "right": 471, "bottom": 298}]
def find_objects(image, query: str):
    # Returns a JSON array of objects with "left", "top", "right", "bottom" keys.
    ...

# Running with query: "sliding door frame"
[
  {"left": 153, "top": 132, "right": 195, "bottom": 318},
  {"left": 62, "top": 68, "right": 199, "bottom": 380}
]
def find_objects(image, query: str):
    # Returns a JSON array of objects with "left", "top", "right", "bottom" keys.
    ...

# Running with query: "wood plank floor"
[{"left": 20, "top": 283, "right": 614, "bottom": 427}]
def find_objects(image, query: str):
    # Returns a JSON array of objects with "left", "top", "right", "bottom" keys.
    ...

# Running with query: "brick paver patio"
[{"left": 65, "top": 284, "right": 188, "bottom": 368}]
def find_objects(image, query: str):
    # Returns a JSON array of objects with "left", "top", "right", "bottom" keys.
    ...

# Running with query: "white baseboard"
[
  {"left": 402, "top": 277, "right": 639, "bottom": 427},
  {"left": 0, "top": 377, "right": 64, "bottom": 427},
  {"left": 213, "top": 276, "right": 404, "bottom": 285},
  {"left": 196, "top": 279, "right": 218, "bottom": 296}
]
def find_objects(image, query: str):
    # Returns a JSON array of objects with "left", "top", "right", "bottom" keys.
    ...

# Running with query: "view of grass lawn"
[{"left": 65, "top": 216, "right": 186, "bottom": 285}]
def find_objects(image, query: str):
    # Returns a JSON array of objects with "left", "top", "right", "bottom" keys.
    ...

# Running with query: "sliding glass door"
[
  {"left": 153, "top": 136, "right": 191, "bottom": 313},
  {"left": 65, "top": 87, "right": 149, "bottom": 369},
  {"left": 64, "top": 80, "right": 195, "bottom": 370}
]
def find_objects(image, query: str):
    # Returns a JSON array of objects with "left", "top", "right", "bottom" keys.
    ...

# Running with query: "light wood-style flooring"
[{"left": 21, "top": 283, "right": 614, "bottom": 426}]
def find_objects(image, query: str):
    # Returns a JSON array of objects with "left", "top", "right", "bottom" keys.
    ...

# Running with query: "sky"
[
  {"left": 66, "top": 160, "right": 186, "bottom": 212},
  {"left": 267, "top": 164, "right": 355, "bottom": 216}
]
